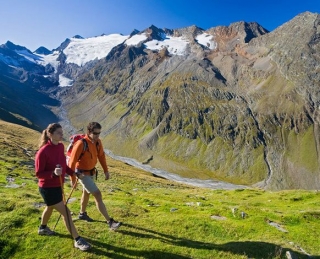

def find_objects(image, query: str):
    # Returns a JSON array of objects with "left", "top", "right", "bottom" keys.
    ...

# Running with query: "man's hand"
[
  {"left": 75, "top": 170, "right": 84, "bottom": 179},
  {"left": 78, "top": 173, "right": 85, "bottom": 179},
  {"left": 104, "top": 171, "right": 110, "bottom": 180}
]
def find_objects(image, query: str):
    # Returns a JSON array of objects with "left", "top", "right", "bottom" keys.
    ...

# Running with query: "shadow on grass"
[
  {"left": 54, "top": 227, "right": 189, "bottom": 258},
  {"left": 83, "top": 237, "right": 191, "bottom": 259},
  {"left": 0, "top": 238, "right": 19, "bottom": 259},
  {"left": 48, "top": 223, "right": 319, "bottom": 259},
  {"left": 104, "top": 223, "right": 317, "bottom": 259}
]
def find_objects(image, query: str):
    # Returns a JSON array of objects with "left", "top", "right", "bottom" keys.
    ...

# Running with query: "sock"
[
  {"left": 40, "top": 225, "right": 47, "bottom": 229},
  {"left": 75, "top": 236, "right": 80, "bottom": 241}
]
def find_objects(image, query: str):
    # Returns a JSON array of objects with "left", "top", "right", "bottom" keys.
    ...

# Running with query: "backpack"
[{"left": 66, "top": 134, "right": 99, "bottom": 163}]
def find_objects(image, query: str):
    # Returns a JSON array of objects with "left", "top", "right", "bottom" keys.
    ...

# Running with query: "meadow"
[{"left": 0, "top": 120, "right": 319, "bottom": 259}]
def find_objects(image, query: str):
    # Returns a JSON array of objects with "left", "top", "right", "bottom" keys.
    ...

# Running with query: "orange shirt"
[{"left": 68, "top": 135, "right": 108, "bottom": 173}]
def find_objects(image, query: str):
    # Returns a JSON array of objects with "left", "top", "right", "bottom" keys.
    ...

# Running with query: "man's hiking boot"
[
  {"left": 78, "top": 212, "right": 93, "bottom": 222},
  {"left": 108, "top": 218, "right": 122, "bottom": 230},
  {"left": 74, "top": 237, "right": 91, "bottom": 251},
  {"left": 38, "top": 226, "right": 55, "bottom": 236}
]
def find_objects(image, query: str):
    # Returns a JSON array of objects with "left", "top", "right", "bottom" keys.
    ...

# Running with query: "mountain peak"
[
  {"left": 72, "top": 35, "right": 84, "bottom": 39},
  {"left": 130, "top": 29, "right": 140, "bottom": 37},
  {"left": 143, "top": 25, "right": 167, "bottom": 41},
  {"left": 34, "top": 46, "right": 52, "bottom": 55},
  {"left": 174, "top": 25, "right": 204, "bottom": 38},
  {"left": 4, "top": 41, "right": 31, "bottom": 52},
  {"left": 54, "top": 38, "right": 71, "bottom": 52}
]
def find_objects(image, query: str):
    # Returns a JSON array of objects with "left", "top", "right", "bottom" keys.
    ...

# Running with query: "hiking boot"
[
  {"left": 38, "top": 226, "right": 55, "bottom": 236},
  {"left": 108, "top": 218, "right": 122, "bottom": 230},
  {"left": 78, "top": 212, "right": 93, "bottom": 222},
  {"left": 74, "top": 237, "right": 91, "bottom": 251}
]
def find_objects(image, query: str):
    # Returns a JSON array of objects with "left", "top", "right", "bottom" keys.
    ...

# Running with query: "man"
[{"left": 68, "top": 122, "right": 121, "bottom": 230}]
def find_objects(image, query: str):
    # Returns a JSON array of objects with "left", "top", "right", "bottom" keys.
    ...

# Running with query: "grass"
[
  {"left": 0, "top": 120, "right": 320, "bottom": 259},
  {"left": 286, "top": 126, "right": 319, "bottom": 173}
]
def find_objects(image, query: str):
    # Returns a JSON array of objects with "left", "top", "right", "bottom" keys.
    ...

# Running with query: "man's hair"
[{"left": 87, "top": 122, "right": 102, "bottom": 133}]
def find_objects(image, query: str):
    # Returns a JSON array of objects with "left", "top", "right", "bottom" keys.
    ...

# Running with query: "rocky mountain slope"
[
  {"left": 61, "top": 12, "right": 320, "bottom": 190},
  {"left": 0, "top": 42, "right": 59, "bottom": 129},
  {"left": 1, "top": 11, "right": 319, "bottom": 190}
]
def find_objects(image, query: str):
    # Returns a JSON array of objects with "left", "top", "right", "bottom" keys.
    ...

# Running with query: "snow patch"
[
  {"left": 63, "top": 34, "right": 128, "bottom": 66},
  {"left": 144, "top": 36, "right": 189, "bottom": 55},
  {"left": 125, "top": 33, "right": 148, "bottom": 46},
  {"left": 36, "top": 51, "right": 60, "bottom": 71},
  {"left": 16, "top": 50, "right": 41, "bottom": 63},
  {"left": 59, "top": 74, "right": 73, "bottom": 87},
  {"left": 196, "top": 33, "right": 217, "bottom": 50}
]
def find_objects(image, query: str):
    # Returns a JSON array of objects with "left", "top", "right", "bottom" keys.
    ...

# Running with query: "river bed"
[
  {"left": 58, "top": 106, "right": 248, "bottom": 190},
  {"left": 105, "top": 150, "right": 249, "bottom": 190}
]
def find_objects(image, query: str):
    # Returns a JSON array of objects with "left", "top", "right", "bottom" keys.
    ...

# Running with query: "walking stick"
[{"left": 53, "top": 175, "right": 78, "bottom": 231}]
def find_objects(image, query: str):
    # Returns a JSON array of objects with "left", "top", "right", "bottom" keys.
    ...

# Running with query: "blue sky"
[{"left": 0, "top": 0, "right": 319, "bottom": 51}]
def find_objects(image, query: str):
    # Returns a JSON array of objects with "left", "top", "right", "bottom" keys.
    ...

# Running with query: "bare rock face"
[
  {"left": 63, "top": 12, "right": 320, "bottom": 190},
  {"left": 207, "top": 21, "right": 269, "bottom": 52}
]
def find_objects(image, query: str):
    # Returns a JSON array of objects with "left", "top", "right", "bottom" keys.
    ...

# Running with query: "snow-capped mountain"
[
  {"left": 0, "top": 21, "right": 268, "bottom": 130},
  {"left": 50, "top": 27, "right": 215, "bottom": 85},
  {"left": 32, "top": 29, "right": 196, "bottom": 86},
  {"left": 0, "top": 26, "right": 220, "bottom": 86},
  {"left": 0, "top": 25, "right": 220, "bottom": 88},
  {"left": 0, "top": 41, "right": 44, "bottom": 72}
]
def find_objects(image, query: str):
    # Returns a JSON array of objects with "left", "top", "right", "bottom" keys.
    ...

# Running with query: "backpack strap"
[
  {"left": 78, "top": 139, "right": 99, "bottom": 160},
  {"left": 94, "top": 141, "right": 100, "bottom": 180},
  {"left": 78, "top": 139, "right": 88, "bottom": 161},
  {"left": 96, "top": 140, "right": 100, "bottom": 152}
]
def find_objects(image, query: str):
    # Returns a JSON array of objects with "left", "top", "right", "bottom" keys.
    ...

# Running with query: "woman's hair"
[
  {"left": 87, "top": 122, "right": 101, "bottom": 133},
  {"left": 39, "top": 123, "right": 62, "bottom": 148}
]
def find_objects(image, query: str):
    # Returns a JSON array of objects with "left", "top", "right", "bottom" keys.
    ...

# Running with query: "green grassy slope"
[{"left": 0, "top": 120, "right": 319, "bottom": 259}]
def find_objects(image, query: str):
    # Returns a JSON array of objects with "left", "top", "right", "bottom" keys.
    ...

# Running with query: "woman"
[{"left": 35, "top": 123, "right": 91, "bottom": 251}]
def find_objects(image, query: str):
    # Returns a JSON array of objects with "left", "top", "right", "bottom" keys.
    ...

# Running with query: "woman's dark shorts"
[{"left": 39, "top": 187, "right": 63, "bottom": 206}]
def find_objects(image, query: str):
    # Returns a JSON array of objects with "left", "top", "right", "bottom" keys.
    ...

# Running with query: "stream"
[{"left": 105, "top": 150, "right": 248, "bottom": 190}]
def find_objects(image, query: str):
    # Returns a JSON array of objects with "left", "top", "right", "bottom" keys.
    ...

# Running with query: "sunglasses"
[{"left": 92, "top": 132, "right": 101, "bottom": 135}]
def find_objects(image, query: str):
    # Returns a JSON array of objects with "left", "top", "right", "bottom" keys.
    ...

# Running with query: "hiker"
[
  {"left": 35, "top": 123, "right": 91, "bottom": 251},
  {"left": 68, "top": 122, "right": 122, "bottom": 230}
]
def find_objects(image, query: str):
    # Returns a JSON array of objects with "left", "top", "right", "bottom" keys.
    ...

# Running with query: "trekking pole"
[
  {"left": 59, "top": 175, "right": 66, "bottom": 203},
  {"left": 58, "top": 172, "right": 73, "bottom": 245},
  {"left": 60, "top": 172, "right": 72, "bottom": 233},
  {"left": 53, "top": 176, "right": 78, "bottom": 231}
]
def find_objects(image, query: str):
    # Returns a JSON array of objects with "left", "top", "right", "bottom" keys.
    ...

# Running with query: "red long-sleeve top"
[{"left": 35, "top": 140, "right": 74, "bottom": 188}]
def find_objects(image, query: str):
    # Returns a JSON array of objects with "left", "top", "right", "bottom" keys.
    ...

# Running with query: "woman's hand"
[{"left": 54, "top": 167, "right": 62, "bottom": 176}]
